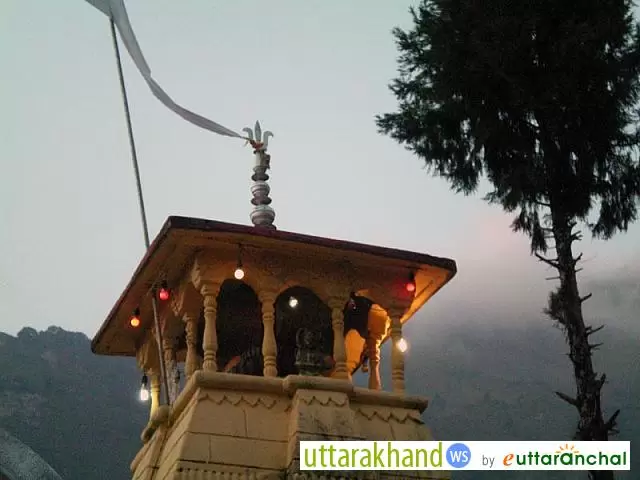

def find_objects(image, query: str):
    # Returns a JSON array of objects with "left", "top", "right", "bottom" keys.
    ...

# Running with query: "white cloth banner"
[{"left": 85, "top": 0, "right": 243, "bottom": 139}]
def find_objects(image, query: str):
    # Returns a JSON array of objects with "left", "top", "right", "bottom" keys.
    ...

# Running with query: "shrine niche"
[{"left": 275, "top": 286, "right": 333, "bottom": 377}]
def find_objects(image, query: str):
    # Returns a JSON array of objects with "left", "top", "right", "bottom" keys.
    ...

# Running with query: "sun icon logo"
[{"left": 556, "top": 444, "right": 580, "bottom": 455}]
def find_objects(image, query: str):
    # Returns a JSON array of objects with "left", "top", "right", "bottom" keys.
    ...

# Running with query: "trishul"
[
  {"left": 243, "top": 121, "right": 275, "bottom": 228},
  {"left": 243, "top": 121, "right": 274, "bottom": 153}
]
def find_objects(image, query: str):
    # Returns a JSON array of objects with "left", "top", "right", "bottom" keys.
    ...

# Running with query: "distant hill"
[
  {"left": 0, "top": 327, "right": 147, "bottom": 480},
  {"left": 0, "top": 323, "right": 637, "bottom": 479},
  {"left": 397, "top": 321, "right": 639, "bottom": 479}
]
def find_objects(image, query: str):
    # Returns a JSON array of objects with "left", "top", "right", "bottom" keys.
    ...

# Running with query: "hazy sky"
[{"left": 1, "top": 0, "right": 639, "bottom": 338}]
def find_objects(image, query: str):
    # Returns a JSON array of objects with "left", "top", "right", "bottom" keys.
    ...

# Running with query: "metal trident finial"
[
  {"left": 242, "top": 121, "right": 273, "bottom": 151},
  {"left": 244, "top": 121, "right": 276, "bottom": 229}
]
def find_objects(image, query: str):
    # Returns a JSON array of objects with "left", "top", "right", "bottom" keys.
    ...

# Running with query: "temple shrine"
[{"left": 90, "top": 125, "right": 457, "bottom": 479}]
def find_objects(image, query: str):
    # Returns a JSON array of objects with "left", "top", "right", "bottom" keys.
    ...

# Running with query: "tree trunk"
[{"left": 549, "top": 207, "right": 615, "bottom": 480}]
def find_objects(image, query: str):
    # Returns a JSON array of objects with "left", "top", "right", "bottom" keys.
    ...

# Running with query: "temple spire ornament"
[{"left": 243, "top": 121, "right": 276, "bottom": 229}]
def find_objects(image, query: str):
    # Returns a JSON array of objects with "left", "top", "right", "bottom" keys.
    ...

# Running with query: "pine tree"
[{"left": 377, "top": 2, "right": 640, "bottom": 478}]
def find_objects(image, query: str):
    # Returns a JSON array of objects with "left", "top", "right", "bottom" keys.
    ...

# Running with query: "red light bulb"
[
  {"left": 158, "top": 282, "right": 170, "bottom": 301},
  {"left": 405, "top": 273, "right": 416, "bottom": 293}
]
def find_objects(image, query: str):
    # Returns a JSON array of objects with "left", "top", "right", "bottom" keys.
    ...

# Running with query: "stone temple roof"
[{"left": 0, "top": 428, "right": 63, "bottom": 480}]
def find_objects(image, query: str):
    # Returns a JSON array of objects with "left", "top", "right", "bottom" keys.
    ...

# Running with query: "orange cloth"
[{"left": 223, "top": 356, "right": 241, "bottom": 372}]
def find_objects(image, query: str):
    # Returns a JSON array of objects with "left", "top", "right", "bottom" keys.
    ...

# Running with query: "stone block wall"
[{"left": 131, "top": 373, "right": 449, "bottom": 480}]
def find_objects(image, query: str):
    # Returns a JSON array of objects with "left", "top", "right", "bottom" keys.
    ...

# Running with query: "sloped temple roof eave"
[{"left": 91, "top": 215, "right": 457, "bottom": 355}]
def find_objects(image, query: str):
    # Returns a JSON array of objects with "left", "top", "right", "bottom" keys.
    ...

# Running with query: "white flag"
[{"left": 85, "top": 0, "right": 243, "bottom": 139}]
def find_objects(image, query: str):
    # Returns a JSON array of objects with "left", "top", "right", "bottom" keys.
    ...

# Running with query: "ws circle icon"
[{"left": 446, "top": 443, "right": 471, "bottom": 468}]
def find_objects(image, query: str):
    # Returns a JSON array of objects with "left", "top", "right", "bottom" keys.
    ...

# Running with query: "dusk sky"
[{"left": 2, "top": 0, "right": 639, "bottom": 339}]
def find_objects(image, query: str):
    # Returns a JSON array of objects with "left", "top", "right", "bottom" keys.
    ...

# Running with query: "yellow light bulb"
[
  {"left": 396, "top": 338, "right": 408, "bottom": 353},
  {"left": 234, "top": 267, "right": 245, "bottom": 280}
]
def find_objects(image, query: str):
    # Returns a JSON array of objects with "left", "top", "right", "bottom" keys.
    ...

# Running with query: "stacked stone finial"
[{"left": 242, "top": 121, "right": 276, "bottom": 229}]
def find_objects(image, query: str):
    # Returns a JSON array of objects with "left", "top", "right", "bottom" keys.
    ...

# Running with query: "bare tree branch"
[
  {"left": 596, "top": 374, "right": 607, "bottom": 390},
  {"left": 586, "top": 325, "right": 605, "bottom": 336},
  {"left": 535, "top": 253, "right": 561, "bottom": 269},
  {"left": 579, "top": 293, "right": 593, "bottom": 303},
  {"left": 573, "top": 252, "right": 584, "bottom": 265},
  {"left": 556, "top": 391, "right": 580, "bottom": 408},
  {"left": 605, "top": 410, "right": 621, "bottom": 432}
]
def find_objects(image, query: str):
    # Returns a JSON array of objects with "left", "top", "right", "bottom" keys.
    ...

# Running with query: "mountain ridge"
[{"left": 0, "top": 322, "right": 637, "bottom": 480}]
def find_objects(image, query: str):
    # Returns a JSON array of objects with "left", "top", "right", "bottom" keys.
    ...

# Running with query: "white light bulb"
[
  {"left": 234, "top": 267, "right": 245, "bottom": 280},
  {"left": 288, "top": 296, "right": 299, "bottom": 308},
  {"left": 396, "top": 338, "right": 408, "bottom": 353},
  {"left": 139, "top": 387, "right": 150, "bottom": 402}
]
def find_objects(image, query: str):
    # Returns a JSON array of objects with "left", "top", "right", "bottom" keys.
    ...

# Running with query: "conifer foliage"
[{"left": 377, "top": 2, "right": 640, "bottom": 478}]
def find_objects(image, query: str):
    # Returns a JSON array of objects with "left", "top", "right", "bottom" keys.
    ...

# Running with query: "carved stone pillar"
[
  {"left": 366, "top": 334, "right": 382, "bottom": 390},
  {"left": 200, "top": 282, "right": 221, "bottom": 371},
  {"left": 328, "top": 297, "right": 349, "bottom": 380},
  {"left": 389, "top": 311, "right": 405, "bottom": 393},
  {"left": 259, "top": 291, "right": 278, "bottom": 377},
  {"left": 149, "top": 372, "right": 161, "bottom": 419},
  {"left": 183, "top": 313, "right": 201, "bottom": 379},
  {"left": 162, "top": 337, "right": 178, "bottom": 403}
]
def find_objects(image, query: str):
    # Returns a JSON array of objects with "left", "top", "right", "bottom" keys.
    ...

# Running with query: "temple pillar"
[
  {"left": 389, "top": 310, "right": 405, "bottom": 393},
  {"left": 183, "top": 313, "right": 201, "bottom": 379},
  {"left": 258, "top": 290, "right": 278, "bottom": 377},
  {"left": 200, "top": 282, "right": 221, "bottom": 371},
  {"left": 366, "top": 334, "right": 382, "bottom": 390},
  {"left": 328, "top": 296, "right": 349, "bottom": 379},
  {"left": 162, "top": 336, "right": 179, "bottom": 403},
  {"left": 149, "top": 371, "right": 161, "bottom": 419}
]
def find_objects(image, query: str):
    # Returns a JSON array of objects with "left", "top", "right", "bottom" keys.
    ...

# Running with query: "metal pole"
[
  {"left": 109, "top": 18, "right": 150, "bottom": 247},
  {"left": 109, "top": 18, "right": 171, "bottom": 407}
]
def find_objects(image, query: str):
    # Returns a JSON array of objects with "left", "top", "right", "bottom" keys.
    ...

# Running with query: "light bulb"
[
  {"left": 139, "top": 374, "right": 149, "bottom": 402},
  {"left": 288, "top": 296, "right": 299, "bottom": 308},
  {"left": 159, "top": 287, "right": 170, "bottom": 301},
  {"left": 405, "top": 273, "right": 416, "bottom": 293},
  {"left": 396, "top": 337, "right": 408, "bottom": 353},
  {"left": 130, "top": 308, "right": 141, "bottom": 328},
  {"left": 235, "top": 245, "right": 245, "bottom": 280},
  {"left": 139, "top": 386, "right": 150, "bottom": 402}
]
